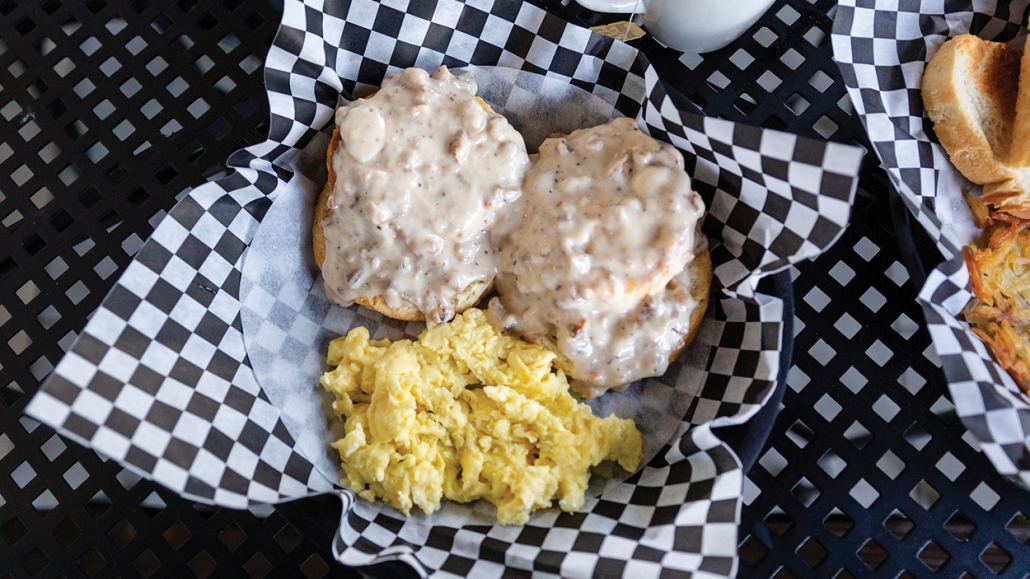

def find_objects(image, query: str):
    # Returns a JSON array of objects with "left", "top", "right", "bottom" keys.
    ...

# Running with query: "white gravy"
[
  {"left": 320, "top": 66, "right": 529, "bottom": 325},
  {"left": 487, "top": 118, "right": 707, "bottom": 397}
]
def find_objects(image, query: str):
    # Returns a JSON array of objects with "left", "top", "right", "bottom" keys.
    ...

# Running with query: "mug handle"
[{"left": 573, "top": 0, "right": 646, "bottom": 14}]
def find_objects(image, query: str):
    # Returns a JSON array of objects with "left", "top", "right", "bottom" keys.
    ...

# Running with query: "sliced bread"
[{"left": 921, "top": 34, "right": 1020, "bottom": 185}]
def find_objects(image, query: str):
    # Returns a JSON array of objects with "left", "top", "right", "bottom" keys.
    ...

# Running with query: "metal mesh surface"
[
  {"left": 1, "top": 0, "right": 1028, "bottom": 578},
  {"left": 0, "top": 1, "right": 356, "bottom": 577}
]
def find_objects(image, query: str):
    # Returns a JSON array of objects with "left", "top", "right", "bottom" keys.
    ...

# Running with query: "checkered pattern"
[
  {"left": 26, "top": 179, "right": 335, "bottom": 507},
  {"left": 236, "top": 176, "right": 408, "bottom": 481},
  {"left": 644, "top": 93, "right": 859, "bottom": 295},
  {"left": 920, "top": 257, "right": 1030, "bottom": 487},
  {"left": 833, "top": 0, "right": 1030, "bottom": 489},
  {"left": 832, "top": 0, "right": 1030, "bottom": 260},
  {"left": 26, "top": 0, "right": 863, "bottom": 576},
  {"left": 687, "top": 296, "right": 784, "bottom": 427}
]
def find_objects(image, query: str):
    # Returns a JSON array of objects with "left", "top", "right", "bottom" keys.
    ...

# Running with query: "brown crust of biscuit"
[
  {"left": 312, "top": 126, "right": 338, "bottom": 272},
  {"left": 314, "top": 99, "right": 497, "bottom": 322},
  {"left": 351, "top": 279, "right": 494, "bottom": 322},
  {"left": 671, "top": 249, "right": 712, "bottom": 361}
]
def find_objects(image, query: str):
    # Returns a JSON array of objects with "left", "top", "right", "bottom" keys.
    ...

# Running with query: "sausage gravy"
[
  {"left": 488, "top": 118, "right": 707, "bottom": 397},
  {"left": 320, "top": 66, "right": 529, "bottom": 325}
]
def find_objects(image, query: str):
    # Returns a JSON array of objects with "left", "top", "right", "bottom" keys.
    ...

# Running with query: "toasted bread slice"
[
  {"left": 985, "top": 29, "right": 1030, "bottom": 219},
  {"left": 314, "top": 98, "right": 497, "bottom": 322},
  {"left": 921, "top": 34, "right": 1030, "bottom": 217},
  {"left": 921, "top": 34, "right": 1020, "bottom": 185}
]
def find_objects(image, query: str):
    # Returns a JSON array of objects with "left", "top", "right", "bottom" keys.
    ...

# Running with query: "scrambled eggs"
[{"left": 320, "top": 308, "right": 642, "bottom": 525}]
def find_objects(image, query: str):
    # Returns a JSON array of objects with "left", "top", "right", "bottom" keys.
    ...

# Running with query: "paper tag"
[{"left": 590, "top": 21, "right": 646, "bottom": 42}]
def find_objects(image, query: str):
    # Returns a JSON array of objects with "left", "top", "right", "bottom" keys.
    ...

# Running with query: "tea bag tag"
[{"left": 590, "top": 21, "right": 646, "bottom": 42}]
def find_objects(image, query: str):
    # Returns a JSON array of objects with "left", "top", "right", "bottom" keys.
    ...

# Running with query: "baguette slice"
[
  {"left": 921, "top": 34, "right": 1030, "bottom": 218},
  {"left": 921, "top": 34, "right": 1020, "bottom": 184}
]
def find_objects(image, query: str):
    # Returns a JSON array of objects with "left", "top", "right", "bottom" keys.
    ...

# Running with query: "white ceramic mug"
[{"left": 576, "top": 0, "right": 776, "bottom": 54}]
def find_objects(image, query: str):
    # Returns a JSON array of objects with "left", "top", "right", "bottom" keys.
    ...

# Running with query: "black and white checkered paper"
[
  {"left": 833, "top": 0, "right": 1030, "bottom": 487},
  {"left": 27, "top": 1, "right": 864, "bottom": 577}
]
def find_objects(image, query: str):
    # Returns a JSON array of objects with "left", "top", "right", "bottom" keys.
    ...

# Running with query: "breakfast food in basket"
[
  {"left": 487, "top": 117, "right": 711, "bottom": 398},
  {"left": 320, "top": 308, "right": 643, "bottom": 525},
  {"left": 963, "top": 217, "right": 1030, "bottom": 393},
  {"left": 313, "top": 66, "right": 530, "bottom": 326},
  {"left": 923, "top": 34, "right": 1030, "bottom": 393},
  {"left": 921, "top": 33, "right": 1030, "bottom": 218},
  {"left": 315, "top": 70, "right": 709, "bottom": 521}
]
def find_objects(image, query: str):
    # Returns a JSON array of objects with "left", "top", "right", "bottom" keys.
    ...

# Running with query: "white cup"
[{"left": 576, "top": 0, "right": 776, "bottom": 54}]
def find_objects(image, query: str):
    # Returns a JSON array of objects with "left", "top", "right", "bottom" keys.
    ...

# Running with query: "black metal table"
[{"left": 0, "top": 1, "right": 1026, "bottom": 578}]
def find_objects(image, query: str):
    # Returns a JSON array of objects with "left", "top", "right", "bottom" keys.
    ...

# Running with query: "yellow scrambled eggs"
[{"left": 320, "top": 308, "right": 642, "bottom": 525}]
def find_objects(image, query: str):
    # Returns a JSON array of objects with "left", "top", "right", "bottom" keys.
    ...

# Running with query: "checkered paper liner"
[
  {"left": 24, "top": 0, "right": 864, "bottom": 576},
  {"left": 832, "top": 0, "right": 1030, "bottom": 486}
]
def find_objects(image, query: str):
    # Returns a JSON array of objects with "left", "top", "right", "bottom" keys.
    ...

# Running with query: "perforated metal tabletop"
[{"left": 0, "top": 1, "right": 1027, "bottom": 578}]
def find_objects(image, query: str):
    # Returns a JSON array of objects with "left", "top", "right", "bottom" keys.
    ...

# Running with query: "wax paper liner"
[
  {"left": 833, "top": 0, "right": 1030, "bottom": 487},
  {"left": 25, "top": 1, "right": 864, "bottom": 577}
]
